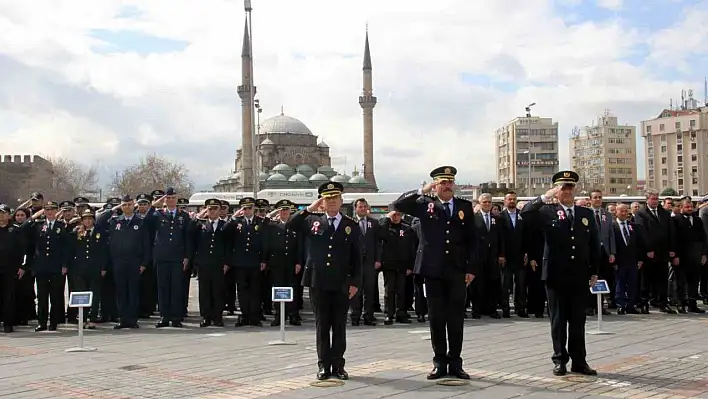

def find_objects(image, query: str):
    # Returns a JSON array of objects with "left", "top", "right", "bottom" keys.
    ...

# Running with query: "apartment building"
[
  {"left": 495, "top": 116, "right": 559, "bottom": 196},
  {"left": 570, "top": 112, "right": 637, "bottom": 195}
]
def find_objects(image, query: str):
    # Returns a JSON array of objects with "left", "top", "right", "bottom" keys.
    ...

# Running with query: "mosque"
[{"left": 213, "top": 22, "right": 378, "bottom": 193}]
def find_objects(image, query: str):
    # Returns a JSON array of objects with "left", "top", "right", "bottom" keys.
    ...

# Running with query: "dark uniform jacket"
[
  {"left": 354, "top": 215, "right": 381, "bottom": 266},
  {"left": 672, "top": 214, "right": 707, "bottom": 266},
  {"left": 393, "top": 191, "right": 477, "bottom": 278},
  {"left": 145, "top": 208, "right": 190, "bottom": 263},
  {"left": 520, "top": 197, "right": 601, "bottom": 287},
  {"left": 187, "top": 218, "right": 228, "bottom": 269},
  {"left": 97, "top": 213, "right": 151, "bottom": 266},
  {"left": 473, "top": 211, "right": 505, "bottom": 279},
  {"left": 633, "top": 206, "right": 675, "bottom": 263},
  {"left": 500, "top": 208, "right": 527, "bottom": 269},
  {"left": 263, "top": 218, "right": 301, "bottom": 270},
  {"left": 224, "top": 215, "right": 267, "bottom": 268},
  {"left": 286, "top": 211, "right": 362, "bottom": 294},
  {"left": 0, "top": 224, "right": 25, "bottom": 274},
  {"left": 24, "top": 219, "right": 70, "bottom": 276},
  {"left": 68, "top": 228, "right": 109, "bottom": 276},
  {"left": 378, "top": 218, "right": 415, "bottom": 272},
  {"left": 612, "top": 220, "right": 646, "bottom": 268}
]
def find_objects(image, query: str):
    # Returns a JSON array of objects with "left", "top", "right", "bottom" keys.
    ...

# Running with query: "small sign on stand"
[
  {"left": 66, "top": 291, "right": 97, "bottom": 352},
  {"left": 268, "top": 287, "right": 296, "bottom": 346},
  {"left": 587, "top": 280, "right": 613, "bottom": 335}
]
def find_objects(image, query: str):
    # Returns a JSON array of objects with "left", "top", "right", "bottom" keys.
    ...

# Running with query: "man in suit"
[
  {"left": 286, "top": 182, "right": 361, "bottom": 381},
  {"left": 520, "top": 170, "right": 600, "bottom": 377},
  {"left": 612, "top": 204, "right": 645, "bottom": 315},
  {"left": 672, "top": 198, "right": 707, "bottom": 313},
  {"left": 633, "top": 189, "right": 676, "bottom": 314},
  {"left": 393, "top": 166, "right": 476, "bottom": 380},
  {"left": 699, "top": 197, "right": 708, "bottom": 304},
  {"left": 500, "top": 191, "right": 528, "bottom": 318},
  {"left": 0, "top": 204, "right": 26, "bottom": 333},
  {"left": 472, "top": 193, "right": 505, "bottom": 319},
  {"left": 350, "top": 198, "right": 381, "bottom": 326},
  {"left": 587, "top": 190, "right": 616, "bottom": 315}
]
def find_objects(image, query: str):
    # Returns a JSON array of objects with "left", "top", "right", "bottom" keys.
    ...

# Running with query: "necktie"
[
  {"left": 443, "top": 202, "right": 451, "bottom": 219},
  {"left": 566, "top": 208, "right": 574, "bottom": 224},
  {"left": 688, "top": 216, "right": 693, "bottom": 226},
  {"left": 652, "top": 209, "right": 658, "bottom": 218},
  {"left": 595, "top": 210, "right": 601, "bottom": 226},
  {"left": 621, "top": 222, "right": 629, "bottom": 245},
  {"left": 484, "top": 213, "right": 490, "bottom": 231},
  {"left": 329, "top": 217, "right": 336, "bottom": 227},
  {"left": 360, "top": 219, "right": 367, "bottom": 235}
]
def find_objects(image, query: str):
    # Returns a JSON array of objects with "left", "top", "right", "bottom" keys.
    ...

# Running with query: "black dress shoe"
[
  {"left": 113, "top": 323, "right": 130, "bottom": 330},
  {"left": 383, "top": 317, "right": 393, "bottom": 325},
  {"left": 617, "top": 308, "right": 626, "bottom": 315},
  {"left": 213, "top": 320, "right": 224, "bottom": 327},
  {"left": 601, "top": 308, "right": 611, "bottom": 316},
  {"left": 489, "top": 312, "right": 501, "bottom": 319},
  {"left": 640, "top": 305, "right": 650, "bottom": 314},
  {"left": 517, "top": 311, "right": 530, "bottom": 318},
  {"left": 417, "top": 315, "right": 426, "bottom": 323},
  {"left": 535, "top": 313, "right": 544, "bottom": 318},
  {"left": 332, "top": 368, "right": 349, "bottom": 380},
  {"left": 363, "top": 317, "right": 376, "bottom": 326},
  {"left": 626, "top": 306, "right": 639, "bottom": 314},
  {"left": 553, "top": 364, "right": 567, "bottom": 376},
  {"left": 155, "top": 320, "right": 170, "bottom": 328},
  {"left": 502, "top": 310, "right": 511, "bottom": 318},
  {"left": 449, "top": 368, "right": 470, "bottom": 379},
  {"left": 271, "top": 319, "right": 280, "bottom": 327},
  {"left": 688, "top": 305, "right": 705, "bottom": 314},
  {"left": 3, "top": 325, "right": 13, "bottom": 333},
  {"left": 35, "top": 325, "right": 47, "bottom": 332},
  {"left": 131, "top": 323, "right": 140, "bottom": 328},
  {"left": 171, "top": 321, "right": 183, "bottom": 328},
  {"left": 249, "top": 320, "right": 262, "bottom": 327},
  {"left": 48, "top": 324, "right": 57, "bottom": 331},
  {"left": 288, "top": 318, "right": 301, "bottom": 326},
  {"left": 426, "top": 367, "right": 446, "bottom": 380},
  {"left": 264, "top": 309, "right": 274, "bottom": 316},
  {"left": 571, "top": 364, "right": 597, "bottom": 376},
  {"left": 351, "top": 319, "right": 360, "bottom": 326},
  {"left": 471, "top": 313, "right": 481, "bottom": 319},
  {"left": 316, "top": 368, "right": 331, "bottom": 380},
  {"left": 235, "top": 317, "right": 247, "bottom": 327},
  {"left": 200, "top": 320, "right": 211, "bottom": 328},
  {"left": 395, "top": 316, "right": 412, "bottom": 324},
  {"left": 259, "top": 314, "right": 267, "bottom": 321}
]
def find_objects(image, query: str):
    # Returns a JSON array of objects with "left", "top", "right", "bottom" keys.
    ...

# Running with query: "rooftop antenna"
[
  {"left": 681, "top": 89, "right": 686, "bottom": 110},
  {"left": 525, "top": 102, "right": 536, "bottom": 117},
  {"left": 670, "top": 98, "right": 673, "bottom": 110},
  {"left": 704, "top": 77, "right": 707, "bottom": 106}
]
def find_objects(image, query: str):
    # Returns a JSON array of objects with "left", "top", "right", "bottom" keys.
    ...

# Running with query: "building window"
[
  {"left": 690, "top": 119, "right": 696, "bottom": 128},
  {"left": 661, "top": 135, "right": 666, "bottom": 142},
  {"left": 679, "top": 179, "right": 684, "bottom": 186},
  {"left": 693, "top": 178, "right": 699, "bottom": 185},
  {"left": 662, "top": 180, "right": 668, "bottom": 186},
  {"left": 661, "top": 157, "right": 667, "bottom": 165},
  {"left": 693, "top": 189, "right": 699, "bottom": 196},
  {"left": 646, "top": 125, "right": 652, "bottom": 133},
  {"left": 659, "top": 124, "right": 665, "bottom": 131},
  {"left": 675, "top": 121, "right": 681, "bottom": 130},
  {"left": 677, "top": 144, "right": 683, "bottom": 151},
  {"left": 661, "top": 145, "right": 667, "bottom": 153},
  {"left": 691, "top": 142, "right": 697, "bottom": 150},
  {"left": 692, "top": 154, "right": 698, "bottom": 162},
  {"left": 678, "top": 156, "right": 683, "bottom": 163},
  {"left": 662, "top": 168, "right": 668, "bottom": 176}
]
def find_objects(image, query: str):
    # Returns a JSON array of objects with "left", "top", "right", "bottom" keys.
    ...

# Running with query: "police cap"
[
  {"left": 220, "top": 200, "right": 230, "bottom": 207},
  {"left": 318, "top": 182, "right": 344, "bottom": 198},
  {"left": 0, "top": 204, "right": 10, "bottom": 213},
  {"left": 205, "top": 198, "right": 221, "bottom": 207},
  {"left": 73, "top": 197, "right": 90, "bottom": 205},
  {"left": 80, "top": 209, "right": 95, "bottom": 219},
  {"left": 60, "top": 201, "right": 75, "bottom": 210},
  {"left": 121, "top": 194, "right": 133, "bottom": 204},
  {"left": 429, "top": 166, "right": 457, "bottom": 182},
  {"left": 552, "top": 170, "right": 579, "bottom": 186},
  {"left": 136, "top": 193, "right": 152, "bottom": 203},
  {"left": 275, "top": 199, "right": 295, "bottom": 210},
  {"left": 239, "top": 197, "right": 256, "bottom": 208},
  {"left": 44, "top": 201, "right": 59, "bottom": 210},
  {"left": 30, "top": 192, "right": 43, "bottom": 201},
  {"left": 151, "top": 189, "right": 165, "bottom": 198},
  {"left": 107, "top": 197, "right": 121, "bottom": 206},
  {"left": 164, "top": 187, "right": 177, "bottom": 196},
  {"left": 255, "top": 199, "right": 269, "bottom": 209},
  {"left": 177, "top": 198, "right": 189, "bottom": 206}
]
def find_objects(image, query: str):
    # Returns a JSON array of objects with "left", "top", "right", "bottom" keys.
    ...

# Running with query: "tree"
[
  {"left": 109, "top": 153, "right": 194, "bottom": 197},
  {"left": 660, "top": 187, "right": 678, "bottom": 197}
]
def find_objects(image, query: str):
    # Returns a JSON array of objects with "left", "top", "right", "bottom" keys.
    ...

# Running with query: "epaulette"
[
  {"left": 343, "top": 214, "right": 355, "bottom": 221},
  {"left": 454, "top": 197, "right": 472, "bottom": 205}
]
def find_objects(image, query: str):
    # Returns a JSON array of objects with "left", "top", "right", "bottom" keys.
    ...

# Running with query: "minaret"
[
  {"left": 237, "top": 17, "right": 254, "bottom": 191},
  {"left": 359, "top": 26, "right": 377, "bottom": 189}
]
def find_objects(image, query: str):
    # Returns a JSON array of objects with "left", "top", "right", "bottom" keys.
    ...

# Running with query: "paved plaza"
[{"left": 2, "top": 280, "right": 708, "bottom": 398}]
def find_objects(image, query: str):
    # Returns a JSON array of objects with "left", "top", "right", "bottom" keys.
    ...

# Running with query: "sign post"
[
  {"left": 268, "top": 287, "right": 297, "bottom": 346},
  {"left": 65, "top": 291, "right": 97, "bottom": 352},
  {"left": 587, "top": 280, "right": 613, "bottom": 335}
]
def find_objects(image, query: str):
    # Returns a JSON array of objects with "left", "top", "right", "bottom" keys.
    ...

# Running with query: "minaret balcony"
[{"left": 359, "top": 95, "right": 377, "bottom": 106}]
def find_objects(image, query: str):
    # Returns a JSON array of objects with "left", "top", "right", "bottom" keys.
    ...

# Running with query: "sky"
[{"left": 1, "top": 0, "right": 708, "bottom": 193}]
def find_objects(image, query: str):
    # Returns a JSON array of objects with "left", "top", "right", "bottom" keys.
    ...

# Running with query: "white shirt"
[
  {"left": 616, "top": 219, "right": 630, "bottom": 245},
  {"left": 325, "top": 213, "right": 342, "bottom": 230},
  {"left": 209, "top": 218, "right": 219, "bottom": 231},
  {"left": 481, "top": 211, "right": 491, "bottom": 230}
]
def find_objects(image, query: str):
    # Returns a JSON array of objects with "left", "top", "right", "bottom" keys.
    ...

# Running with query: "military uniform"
[
  {"left": 286, "top": 182, "right": 362, "bottom": 380},
  {"left": 223, "top": 197, "right": 267, "bottom": 326},
  {"left": 256, "top": 198, "right": 274, "bottom": 318},
  {"left": 393, "top": 166, "right": 476, "bottom": 380},
  {"left": 519, "top": 170, "right": 600, "bottom": 376},
  {"left": 0, "top": 204, "right": 25, "bottom": 333},
  {"left": 220, "top": 200, "right": 237, "bottom": 314},
  {"left": 60, "top": 200, "right": 80, "bottom": 324},
  {"left": 137, "top": 192, "right": 158, "bottom": 318},
  {"left": 187, "top": 198, "right": 228, "bottom": 327},
  {"left": 98, "top": 197, "right": 121, "bottom": 323},
  {"left": 378, "top": 214, "right": 415, "bottom": 324},
  {"left": 178, "top": 197, "right": 193, "bottom": 315}
]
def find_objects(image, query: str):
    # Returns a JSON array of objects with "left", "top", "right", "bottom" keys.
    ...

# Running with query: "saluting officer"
[
  {"left": 68, "top": 209, "right": 109, "bottom": 329},
  {"left": 378, "top": 208, "right": 415, "bottom": 325},
  {"left": 187, "top": 198, "right": 229, "bottom": 327},
  {"left": 178, "top": 197, "right": 194, "bottom": 316},
  {"left": 145, "top": 188, "right": 190, "bottom": 328},
  {"left": 60, "top": 200, "right": 80, "bottom": 324},
  {"left": 136, "top": 193, "right": 158, "bottom": 318},
  {"left": 98, "top": 197, "right": 121, "bottom": 323},
  {"left": 263, "top": 199, "right": 302, "bottom": 326},
  {"left": 223, "top": 197, "right": 267, "bottom": 327},
  {"left": 520, "top": 170, "right": 600, "bottom": 377},
  {"left": 256, "top": 198, "right": 274, "bottom": 318},
  {"left": 74, "top": 197, "right": 91, "bottom": 218},
  {"left": 286, "top": 182, "right": 362, "bottom": 381},
  {"left": 393, "top": 166, "right": 476, "bottom": 380},
  {"left": 0, "top": 204, "right": 26, "bottom": 333},
  {"left": 220, "top": 199, "right": 237, "bottom": 314},
  {"left": 25, "top": 201, "right": 70, "bottom": 332}
]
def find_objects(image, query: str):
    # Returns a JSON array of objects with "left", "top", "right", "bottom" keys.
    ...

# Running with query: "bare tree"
[{"left": 109, "top": 153, "right": 194, "bottom": 197}]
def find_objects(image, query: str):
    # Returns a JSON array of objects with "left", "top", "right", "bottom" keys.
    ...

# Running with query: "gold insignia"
[
  {"left": 254, "top": 225, "right": 259, "bottom": 231},
  {"left": 56, "top": 228, "right": 61, "bottom": 234},
  {"left": 563, "top": 172, "right": 570, "bottom": 178},
  {"left": 327, "top": 183, "right": 334, "bottom": 189},
  {"left": 345, "top": 226, "right": 352, "bottom": 235},
  {"left": 96, "top": 233, "right": 101, "bottom": 239},
  {"left": 582, "top": 218, "right": 588, "bottom": 226},
  {"left": 444, "top": 167, "right": 451, "bottom": 174},
  {"left": 458, "top": 210, "right": 464, "bottom": 220}
]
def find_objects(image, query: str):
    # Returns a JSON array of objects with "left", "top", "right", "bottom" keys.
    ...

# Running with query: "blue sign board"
[
  {"left": 272, "top": 287, "right": 294, "bottom": 302},
  {"left": 69, "top": 291, "right": 93, "bottom": 308},
  {"left": 589, "top": 280, "right": 610, "bottom": 294}
]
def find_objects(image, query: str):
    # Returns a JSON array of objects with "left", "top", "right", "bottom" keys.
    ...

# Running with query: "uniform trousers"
[
  {"left": 114, "top": 262, "right": 141, "bottom": 325},
  {"left": 36, "top": 275, "right": 65, "bottom": 326},
  {"left": 640, "top": 259, "right": 669, "bottom": 306},
  {"left": 100, "top": 268, "right": 118, "bottom": 321},
  {"left": 0, "top": 272, "right": 16, "bottom": 327},
  {"left": 183, "top": 269, "right": 192, "bottom": 315},
  {"left": 383, "top": 269, "right": 407, "bottom": 318},
  {"left": 614, "top": 264, "right": 638, "bottom": 309},
  {"left": 197, "top": 265, "right": 225, "bottom": 322},
  {"left": 405, "top": 274, "right": 414, "bottom": 309},
  {"left": 270, "top": 266, "right": 297, "bottom": 316},
  {"left": 350, "top": 262, "right": 377, "bottom": 320},
  {"left": 14, "top": 272, "right": 35, "bottom": 322},
  {"left": 73, "top": 273, "right": 102, "bottom": 321},
  {"left": 425, "top": 270, "right": 467, "bottom": 370},
  {"left": 526, "top": 265, "right": 546, "bottom": 316},
  {"left": 235, "top": 267, "right": 261, "bottom": 321},
  {"left": 224, "top": 269, "right": 237, "bottom": 312},
  {"left": 413, "top": 275, "right": 428, "bottom": 316},
  {"left": 155, "top": 261, "right": 184, "bottom": 322},
  {"left": 501, "top": 263, "right": 527, "bottom": 313},
  {"left": 139, "top": 262, "right": 158, "bottom": 316},
  {"left": 260, "top": 269, "right": 273, "bottom": 313},
  {"left": 65, "top": 274, "right": 78, "bottom": 321},
  {"left": 310, "top": 287, "right": 349, "bottom": 370},
  {"left": 294, "top": 269, "right": 304, "bottom": 310},
  {"left": 546, "top": 283, "right": 588, "bottom": 365}
]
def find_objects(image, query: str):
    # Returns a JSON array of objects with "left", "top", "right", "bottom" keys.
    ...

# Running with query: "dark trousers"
[
  {"left": 383, "top": 269, "right": 406, "bottom": 318},
  {"left": 155, "top": 261, "right": 184, "bottom": 322},
  {"left": 224, "top": 268, "right": 237, "bottom": 312},
  {"left": 198, "top": 265, "right": 225, "bottom": 322},
  {"left": 614, "top": 265, "right": 638, "bottom": 308},
  {"left": 295, "top": 269, "right": 304, "bottom": 310},
  {"left": 261, "top": 269, "right": 272, "bottom": 313},
  {"left": 271, "top": 266, "right": 297, "bottom": 316},
  {"left": 700, "top": 264, "right": 708, "bottom": 299},
  {"left": 640, "top": 259, "right": 668, "bottom": 306},
  {"left": 546, "top": 283, "right": 588, "bottom": 365},
  {"left": 235, "top": 267, "right": 261, "bottom": 321},
  {"left": 73, "top": 273, "right": 102, "bottom": 321},
  {"left": 675, "top": 262, "right": 701, "bottom": 306},
  {"left": 183, "top": 269, "right": 192, "bottom": 315},
  {"left": 65, "top": 274, "right": 78, "bottom": 321},
  {"left": 114, "top": 262, "right": 141, "bottom": 325},
  {"left": 526, "top": 264, "right": 546, "bottom": 316},
  {"left": 0, "top": 273, "right": 15, "bottom": 326},
  {"left": 588, "top": 252, "right": 612, "bottom": 310},
  {"left": 15, "top": 272, "right": 35, "bottom": 322},
  {"left": 414, "top": 276, "right": 428, "bottom": 316},
  {"left": 36, "top": 275, "right": 64, "bottom": 326},
  {"left": 425, "top": 271, "right": 467, "bottom": 370},
  {"left": 139, "top": 262, "right": 157, "bottom": 316},
  {"left": 405, "top": 274, "right": 414, "bottom": 309},
  {"left": 501, "top": 264, "right": 527, "bottom": 313},
  {"left": 100, "top": 270, "right": 118, "bottom": 320},
  {"left": 350, "top": 263, "right": 377, "bottom": 320},
  {"left": 310, "top": 288, "right": 349, "bottom": 370}
]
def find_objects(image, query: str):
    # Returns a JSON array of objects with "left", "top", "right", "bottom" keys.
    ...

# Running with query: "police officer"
[
  {"left": 520, "top": 170, "right": 600, "bottom": 376},
  {"left": 256, "top": 198, "right": 274, "bottom": 318},
  {"left": 59, "top": 200, "right": 81, "bottom": 324},
  {"left": 220, "top": 199, "right": 237, "bottom": 314},
  {"left": 378, "top": 208, "right": 415, "bottom": 324},
  {"left": 97, "top": 197, "right": 121, "bottom": 323},
  {"left": 68, "top": 209, "right": 109, "bottom": 329},
  {"left": 97, "top": 195, "right": 151, "bottom": 329},
  {"left": 393, "top": 166, "right": 476, "bottom": 380},
  {"left": 136, "top": 193, "right": 158, "bottom": 318},
  {"left": 145, "top": 188, "right": 190, "bottom": 327},
  {"left": 188, "top": 198, "right": 229, "bottom": 327},
  {"left": 224, "top": 197, "right": 267, "bottom": 327},
  {"left": 286, "top": 182, "right": 362, "bottom": 381},
  {"left": 25, "top": 201, "right": 70, "bottom": 332},
  {"left": 74, "top": 197, "right": 91, "bottom": 218},
  {"left": 0, "top": 204, "right": 25, "bottom": 333},
  {"left": 178, "top": 197, "right": 194, "bottom": 317},
  {"left": 263, "top": 199, "right": 302, "bottom": 326}
]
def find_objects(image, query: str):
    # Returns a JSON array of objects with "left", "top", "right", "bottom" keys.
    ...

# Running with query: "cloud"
[{"left": 0, "top": 0, "right": 707, "bottom": 194}]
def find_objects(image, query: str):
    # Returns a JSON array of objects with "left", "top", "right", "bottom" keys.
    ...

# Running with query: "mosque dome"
[
  {"left": 317, "top": 165, "right": 336, "bottom": 178},
  {"left": 309, "top": 173, "right": 329, "bottom": 183},
  {"left": 288, "top": 173, "right": 309, "bottom": 182},
  {"left": 349, "top": 175, "right": 367, "bottom": 185},
  {"left": 318, "top": 141, "right": 329, "bottom": 148},
  {"left": 296, "top": 164, "right": 315, "bottom": 177},
  {"left": 267, "top": 173, "right": 287, "bottom": 182},
  {"left": 260, "top": 113, "right": 313, "bottom": 135},
  {"left": 331, "top": 174, "right": 350, "bottom": 183},
  {"left": 258, "top": 171, "right": 269, "bottom": 181},
  {"left": 260, "top": 138, "right": 275, "bottom": 145}
]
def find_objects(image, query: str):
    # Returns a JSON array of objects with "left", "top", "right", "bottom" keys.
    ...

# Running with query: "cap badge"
[
  {"left": 563, "top": 172, "right": 570, "bottom": 178},
  {"left": 327, "top": 183, "right": 334, "bottom": 189},
  {"left": 444, "top": 167, "right": 451, "bottom": 174}
]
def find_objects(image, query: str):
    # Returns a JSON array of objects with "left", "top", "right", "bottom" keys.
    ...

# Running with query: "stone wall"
[{"left": 0, "top": 155, "right": 54, "bottom": 205}]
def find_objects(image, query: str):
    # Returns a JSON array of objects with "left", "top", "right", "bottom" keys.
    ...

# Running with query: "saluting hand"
[
  {"left": 139, "top": 266, "right": 146, "bottom": 274},
  {"left": 348, "top": 286, "right": 358, "bottom": 299},
  {"left": 17, "top": 268, "right": 25, "bottom": 280},
  {"left": 182, "top": 258, "right": 189, "bottom": 271},
  {"left": 589, "top": 274, "right": 598, "bottom": 287},
  {"left": 260, "top": 262, "right": 266, "bottom": 271},
  {"left": 61, "top": 267, "right": 67, "bottom": 276},
  {"left": 295, "top": 264, "right": 301, "bottom": 274},
  {"left": 530, "top": 260, "right": 537, "bottom": 271},
  {"left": 464, "top": 273, "right": 474, "bottom": 286},
  {"left": 307, "top": 197, "right": 325, "bottom": 213}
]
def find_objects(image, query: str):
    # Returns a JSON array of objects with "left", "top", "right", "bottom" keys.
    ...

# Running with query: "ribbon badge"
[
  {"left": 56, "top": 228, "right": 61, "bottom": 234},
  {"left": 628, "top": 224, "right": 633, "bottom": 232},
  {"left": 133, "top": 225, "right": 139, "bottom": 230},
  {"left": 427, "top": 202, "right": 435, "bottom": 214},
  {"left": 96, "top": 233, "right": 101, "bottom": 240},
  {"left": 312, "top": 221, "right": 320, "bottom": 233},
  {"left": 367, "top": 221, "right": 372, "bottom": 229},
  {"left": 116, "top": 223, "right": 121, "bottom": 230},
  {"left": 254, "top": 225, "right": 259, "bottom": 231},
  {"left": 557, "top": 210, "right": 566, "bottom": 220},
  {"left": 491, "top": 217, "right": 496, "bottom": 225},
  {"left": 237, "top": 223, "right": 243, "bottom": 231},
  {"left": 42, "top": 225, "right": 47, "bottom": 232},
  {"left": 601, "top": 214, "right": 607, "bottom": 223},
  {"left": 399, "top": 230, "right": 405, "bottom": 237}
]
